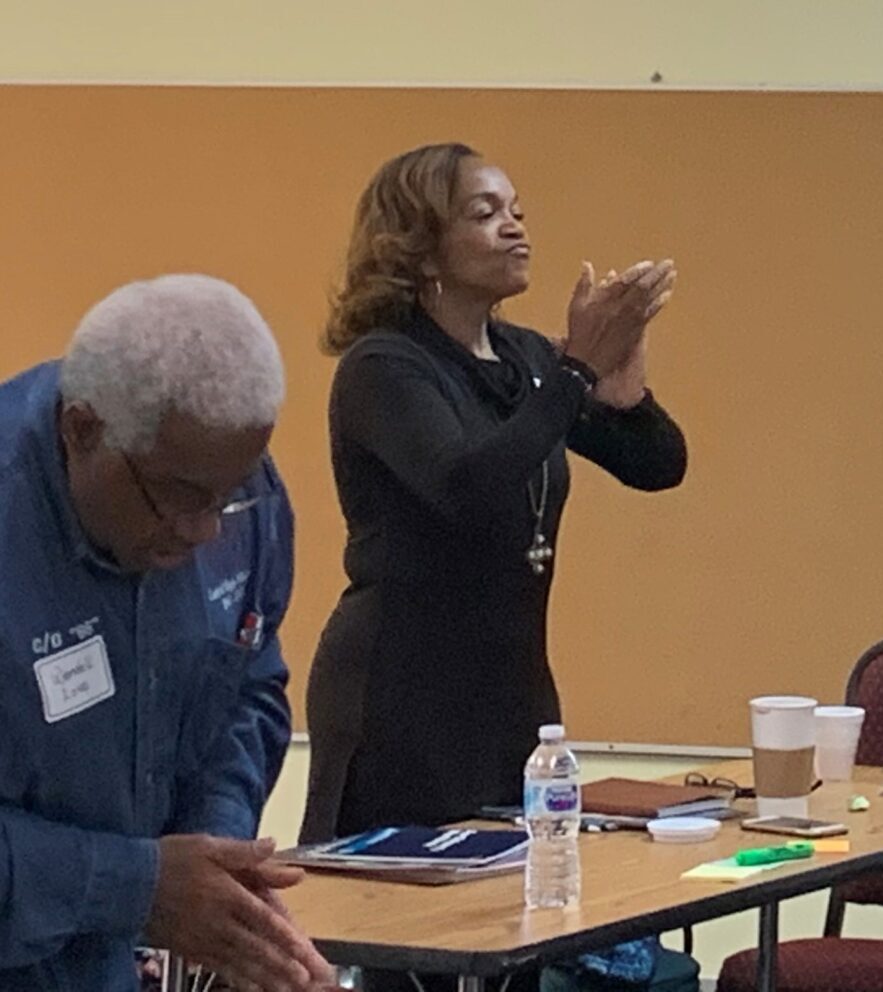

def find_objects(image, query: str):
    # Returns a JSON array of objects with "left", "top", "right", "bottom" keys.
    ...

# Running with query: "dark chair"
[{"left": 717, "top": 639, "right": 883, "bottom": 992}]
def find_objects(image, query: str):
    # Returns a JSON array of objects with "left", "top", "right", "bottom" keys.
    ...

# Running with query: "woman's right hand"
[{"left": 565, "top": 259, "right": 675, "bottom": 377}]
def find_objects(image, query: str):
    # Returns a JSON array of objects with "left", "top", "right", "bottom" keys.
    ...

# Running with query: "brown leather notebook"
[{"left": 580, "top": 777, "right": 730, "bottom": 819}]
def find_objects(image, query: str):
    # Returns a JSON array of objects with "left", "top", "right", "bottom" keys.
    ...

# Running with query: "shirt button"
[{"left": 146, "top": 772, "right": 154, "bottom": 786}]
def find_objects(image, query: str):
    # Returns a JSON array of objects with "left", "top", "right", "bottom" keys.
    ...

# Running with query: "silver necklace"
[{"left": 526, "top": 461, "right": 553, "bottom": 575}]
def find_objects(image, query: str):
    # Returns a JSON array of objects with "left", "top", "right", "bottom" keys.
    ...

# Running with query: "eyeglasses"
[
  {"left": 122, "top": 452, "right": 268, "bottom": 524},
  {"left": 685, "top": 772, "right": 824, "bottom": 800},
  {"left": 684, "top": 772, "right": 756, "bottom": 800}
]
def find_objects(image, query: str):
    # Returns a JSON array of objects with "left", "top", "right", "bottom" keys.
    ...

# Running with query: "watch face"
[
  {"left": 563, "top": 364, "right": 594, "bottom": 392},
  {"left": 560, "top": 354, "right": 597, "bottom": 389}
]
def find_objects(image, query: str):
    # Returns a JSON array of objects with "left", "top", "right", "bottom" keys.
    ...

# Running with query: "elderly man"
[{"left": 0, "top": 275, "right": 333, "bottom": 991}]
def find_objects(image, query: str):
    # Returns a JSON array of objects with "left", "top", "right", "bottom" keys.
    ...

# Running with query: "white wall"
[{"left": 2, "top": 0, "right": 882, "bottom": 88}]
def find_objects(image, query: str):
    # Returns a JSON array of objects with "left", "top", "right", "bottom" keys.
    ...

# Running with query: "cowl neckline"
[{"left": 400, "top": 306, "right": 533, "bottom": 415}]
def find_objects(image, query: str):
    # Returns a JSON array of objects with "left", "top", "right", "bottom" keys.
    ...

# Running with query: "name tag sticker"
[{"left": 34, "top": 634, "right": 115, "bottom": 724}]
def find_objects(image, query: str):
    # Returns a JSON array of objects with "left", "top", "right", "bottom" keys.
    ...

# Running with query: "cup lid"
[
  {"left": 750, "top": 695, "right": 818, "bottom": 711},
  {"left": 815, "top": 705, "right": 865, "bottom": 719},
  {"left": 647, "top": 817, "right": 721, "bottom": 843}
]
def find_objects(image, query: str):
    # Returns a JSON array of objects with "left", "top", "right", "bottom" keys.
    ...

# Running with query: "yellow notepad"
[{"left": 682, "top": 857, "right": 793, "bottom": 883}]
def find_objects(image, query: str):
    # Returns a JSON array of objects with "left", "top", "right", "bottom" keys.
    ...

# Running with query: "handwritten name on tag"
[{"left": 34, "top": 635, "right": 115, "bottom": 724}]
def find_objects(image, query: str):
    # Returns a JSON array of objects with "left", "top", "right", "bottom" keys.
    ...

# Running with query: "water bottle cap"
[{"left": 538, "top": 723, "right": 565, "bottom": 741}]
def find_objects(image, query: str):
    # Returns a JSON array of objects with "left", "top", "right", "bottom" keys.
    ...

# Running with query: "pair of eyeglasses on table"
[{"left": 684, "top": 772, "right": 823, "bottom": 800}]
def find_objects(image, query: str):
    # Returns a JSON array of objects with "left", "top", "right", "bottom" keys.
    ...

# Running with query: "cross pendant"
[{"left": 526, "top": 533, "right": 553, "bottom": 574}]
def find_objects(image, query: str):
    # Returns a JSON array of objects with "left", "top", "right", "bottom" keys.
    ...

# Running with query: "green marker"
[{"left": 735, "top": 842, "right": 814, "bottom": 866}]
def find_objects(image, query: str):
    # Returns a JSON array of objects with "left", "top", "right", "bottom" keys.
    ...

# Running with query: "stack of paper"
[{"left": 278, "top": 826, "right": 529, "bottom": 885}]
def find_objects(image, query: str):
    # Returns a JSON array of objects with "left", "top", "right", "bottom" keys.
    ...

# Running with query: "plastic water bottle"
[{"left": 523, "top": 723, "right": 581, "bottom": 908}]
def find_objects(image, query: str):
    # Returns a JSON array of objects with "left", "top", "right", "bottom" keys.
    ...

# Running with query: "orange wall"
[{"left": 1, "top": 85, "right": 881, "bottom": 745}]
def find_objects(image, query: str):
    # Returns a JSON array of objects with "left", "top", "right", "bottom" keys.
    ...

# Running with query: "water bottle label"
[{"left": 524, "top": 780, "right": 580, "bottom": 817}]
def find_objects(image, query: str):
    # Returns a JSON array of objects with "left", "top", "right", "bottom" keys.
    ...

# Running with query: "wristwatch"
[{"left": 558, "top": 353, "right": 598, "bottom": 394}]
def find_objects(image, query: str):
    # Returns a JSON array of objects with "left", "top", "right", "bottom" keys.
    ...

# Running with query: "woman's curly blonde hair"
[{"left": 322, "top": 142, "right": 479, "bottom": 355}]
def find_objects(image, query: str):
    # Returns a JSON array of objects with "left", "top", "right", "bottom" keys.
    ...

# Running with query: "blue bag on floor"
[{"left": 541, "top": 938, "right": 700, "bottom": 992}]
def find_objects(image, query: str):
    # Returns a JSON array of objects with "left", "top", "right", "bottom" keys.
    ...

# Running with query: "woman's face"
[{"left": 431, "top": 157, "right": 531, "bottom": 305}]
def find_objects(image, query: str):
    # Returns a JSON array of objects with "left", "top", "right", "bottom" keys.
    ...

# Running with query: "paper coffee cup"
[
  {"left": 750, "top": 695, "right": 817, "bottom": 817},
  {"left": 814, "top": 705, "right": 865, "bottom": 781}
]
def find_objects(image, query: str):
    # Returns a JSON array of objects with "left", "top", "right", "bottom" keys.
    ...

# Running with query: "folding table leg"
[{"left": 756, "top": 901, "right": 779, "bottom": 992}]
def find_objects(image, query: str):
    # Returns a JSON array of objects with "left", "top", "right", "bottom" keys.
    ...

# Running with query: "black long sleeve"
[
  {"left": 334, "top": 328, "right": 687, "bottom": 535},
  {"left": 304, "top": 317, "right": 689, "bottom": 841},
  {"left": 333, "top": 341, "right": 585, "bottom": 527},
  {"left": 567, "top": 390, "right": 688, "bottom": 490}
]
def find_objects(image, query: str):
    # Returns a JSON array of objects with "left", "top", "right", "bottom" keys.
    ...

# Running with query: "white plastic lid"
[
  {"left": 815, "top": 705, "right": 865, "bottom": 720},
  {"left": 750, "top": 695, "right": 818, "bottom": 711},
  {"left": 538, "top": 723, "right": 565, "bottom": 741},
  {"left": 647, "top": 817, "right": 721, "bottom": 844}
]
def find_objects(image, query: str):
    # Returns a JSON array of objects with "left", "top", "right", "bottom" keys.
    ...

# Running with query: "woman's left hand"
[
  {"left": 594, "top": 336, "right": 647, "bottom": 408},
  {"left": 592, "top": 265, "right": 675, "bottom": 408}
]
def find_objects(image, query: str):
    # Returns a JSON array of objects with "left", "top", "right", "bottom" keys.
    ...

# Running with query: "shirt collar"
[{"left": 30, "top": 363, "right": 124, "bottom": 573}]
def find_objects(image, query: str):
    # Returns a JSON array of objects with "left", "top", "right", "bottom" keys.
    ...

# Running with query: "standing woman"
[{"left": 301, "top": 142, "right": 686, "bottom": 844}]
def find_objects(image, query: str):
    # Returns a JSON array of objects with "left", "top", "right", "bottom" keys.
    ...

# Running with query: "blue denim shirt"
[{"left": 0, "top": 362, "right": 293, "bottom": 990}]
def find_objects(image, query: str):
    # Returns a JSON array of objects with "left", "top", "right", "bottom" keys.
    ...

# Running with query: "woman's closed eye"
[{"left": 472, "top": 206, "right": 525, "bottom": 223}]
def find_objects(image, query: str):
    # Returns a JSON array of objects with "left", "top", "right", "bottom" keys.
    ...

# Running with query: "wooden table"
[{"left": 280, "top": 761, "right": 883, "bottom": 992}]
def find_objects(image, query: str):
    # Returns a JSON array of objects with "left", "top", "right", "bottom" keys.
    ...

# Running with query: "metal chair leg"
[{"left": 167, "top": 954, "right": 188, "bottom": 992}]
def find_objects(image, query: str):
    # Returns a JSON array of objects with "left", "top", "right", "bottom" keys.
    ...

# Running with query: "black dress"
[{"left": 300, "top": 307, "right": 686, "bottom": 843}]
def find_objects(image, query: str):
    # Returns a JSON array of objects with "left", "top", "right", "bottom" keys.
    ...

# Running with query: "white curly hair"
[{"left": 60, "top": 274, "right": 285, "bottom": 452}]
